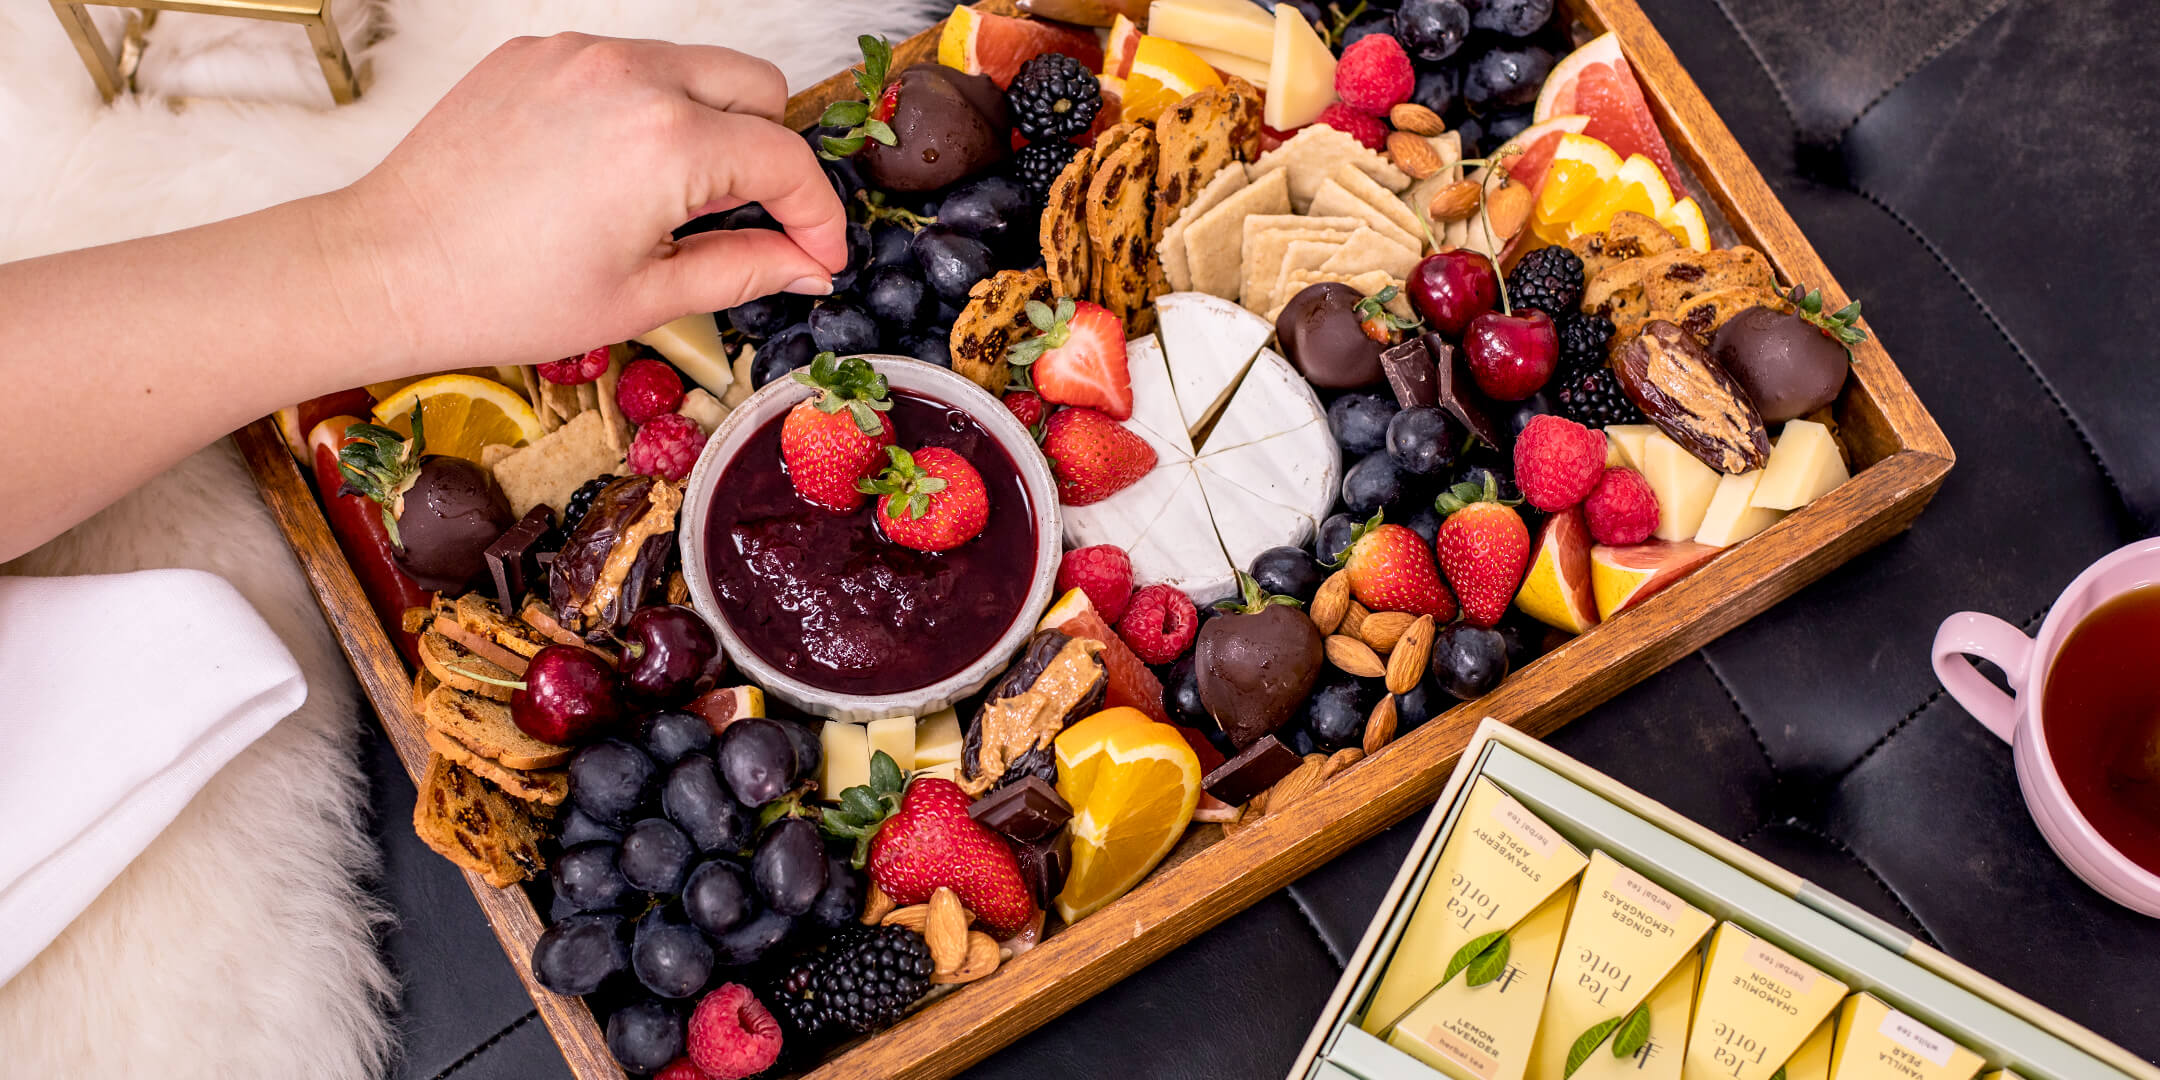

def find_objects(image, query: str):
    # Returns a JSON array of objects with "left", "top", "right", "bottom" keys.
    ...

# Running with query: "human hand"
[{"left": 335, "top": 33, "right": 847, "bottom": 374}]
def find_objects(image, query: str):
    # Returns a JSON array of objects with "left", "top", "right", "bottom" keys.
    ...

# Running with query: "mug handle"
[{"left": 1931, "top": 612, "right": 2035, "bottom": 742}]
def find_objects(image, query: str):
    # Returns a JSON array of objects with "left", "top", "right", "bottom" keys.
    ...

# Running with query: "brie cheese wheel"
[
  {"left": 1061, "top": 300, "right": 1340, "bottom": 601},
  {"left": 1155, "top": 292, "right": 1274, "bottom": 437},
  {"left": 634, "top": 312, "right": 732, "bottom": 394}
]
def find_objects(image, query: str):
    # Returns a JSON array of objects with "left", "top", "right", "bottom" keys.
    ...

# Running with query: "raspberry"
[
  {"left": 1582, "top": 466, "right": 1660, "bottom": 545},
  {"left": 1314, "top": 104, "right": 1388, "bottom": 151},
  {"left": 1003, "top": 390, "right": 1047, "bottom": 429},
  {"left": 1512, "top": 414, "right": 1607, "bottom": 511},
  {"left": 616, "top": 358, "right": 686, "bottom": 424},
  {"left": 628, "top": 412, "right": 708, "bottom": 482},
  {"left": 1058, "top": 544, "right": 1134, "bottom": 623},
  {"left": 655, "top": 1059, "right": 710, "bottom": 1080},
  {"left": 687, "top": 984, "right": 782, "bottom": 1080},
  {"left": 538, "top": 346, "right": 610, "bottom": 385},
  {"left": 1116, "top": 583, "right": 1198, "bottom": 665},
  {"left": 1334, "top": 34, "right": 1415, "bottom": 115}
]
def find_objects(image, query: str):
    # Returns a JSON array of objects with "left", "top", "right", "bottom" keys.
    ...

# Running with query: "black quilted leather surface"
[{"left": 363, "top": 1, "right": 2160, "bottom": 1075}]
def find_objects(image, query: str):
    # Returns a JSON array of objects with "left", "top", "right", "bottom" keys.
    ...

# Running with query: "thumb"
[{"left": 636, "top": 227, "right": 834, "bottom": 319}]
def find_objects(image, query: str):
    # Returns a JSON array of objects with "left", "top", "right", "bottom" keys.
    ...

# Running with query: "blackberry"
[
  {"left": 562, "top": 475, "right": 617, "bottom": 533},
  {"left": 1555, "top": 312, "right": 1614, "bottom": 375},
  {"left": 1013, "top": 139, "right": 1084, "bottom": 202},
  {"left": 1505, "top": 245, "right": 1584, "bottom": 317},
  {"left": 765, "top": 925, "right": 932, "bottom": 1038},
  {"left": 1005, "top": 54, "right": 1101, "bottom": 142},
  {"left": 1556, "top": 366, "right": 1643, "bottom": 426}
]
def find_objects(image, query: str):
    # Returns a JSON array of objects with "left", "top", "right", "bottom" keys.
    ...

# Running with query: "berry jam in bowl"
[{"left": 679, "top": 356, "right": 1062, "bottom": 722}]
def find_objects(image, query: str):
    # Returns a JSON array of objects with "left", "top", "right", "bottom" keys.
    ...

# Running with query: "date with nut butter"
[{"left": 1612, "top": 320, "right": 1771, "bottom": 474}]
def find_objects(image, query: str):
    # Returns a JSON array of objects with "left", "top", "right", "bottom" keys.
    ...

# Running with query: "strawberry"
[
  {"left": 819, "top": 753, "right": 1038, "bottom": 937},
  {"left": 860, "top": 445, "right": 990, "bottom": 552},
  {"left": 1335, "top": 511, "right": 1456, "bottom": 620},
  {"left": 1434, "top": 473, "right": 1531, "bottom": 627},
  {"left": 1040, "top": 407, "right": 1156, "bottom": 506},
  {"left": 780, "top": 352, "right": 895, "bottom": 512},
  {"left": 1002, "top": 389, "right": 1047, "bottom": 430},
  {"left": 1008, "top": 298, "right": 1132, "bottom": 419}
]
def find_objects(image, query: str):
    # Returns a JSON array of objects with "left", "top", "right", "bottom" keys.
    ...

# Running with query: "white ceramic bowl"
[{"left": 678, "top": 356, "right": 1062, "bottom": 723}]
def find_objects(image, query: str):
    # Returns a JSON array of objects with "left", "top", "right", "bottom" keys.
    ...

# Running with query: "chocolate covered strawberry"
[
  {"left": 781, "top": 352, "right": 895, "bottom": 512},
  {"left": 860, "top": 445, "right": 990, "bottom": 552}
]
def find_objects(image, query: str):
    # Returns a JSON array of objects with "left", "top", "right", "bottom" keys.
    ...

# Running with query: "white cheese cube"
[
  {"left": 1604, "top": 424, "right": 1660, "bottom": 471},
  {"left": 1693, "top": 469, "right": 1786, "bottom": 548},
  {"left": 816, "top": 721, "right": 870, "bottom": 803},
  {"left": 1642, "top": 434, "right": 1721, "bottom": 541},
  {"left": 865, "top": 715, "right": 915, "bottom": 772},
  {"left": 914, "top": 707, "right": 963, "bottom": 768},
  {"left": 1750, "top": 420, "right": 1849, "bottom": 510}
]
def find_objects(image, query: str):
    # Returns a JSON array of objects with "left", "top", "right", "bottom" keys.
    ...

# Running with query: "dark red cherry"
[
  {"left": 1463, "top": 309, "right": 1559, "bottom": 401},
  {"left": 513, "top": 645, "right": 622, "bottom": 745},
  {"left": 620, "top": 605, "right": 723, "bottom": 703},
  {"left": 1407, "top": 250, "right": 1499, "bottom": 337}
]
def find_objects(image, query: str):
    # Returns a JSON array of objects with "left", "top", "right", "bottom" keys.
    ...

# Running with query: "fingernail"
[{"left": 784, "top": 276, "right": 832, "bottom": 296}]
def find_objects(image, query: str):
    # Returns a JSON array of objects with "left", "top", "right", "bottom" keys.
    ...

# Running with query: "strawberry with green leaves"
[
  {"left": 782, "top": 352, "right": 896, "bottom": 512},
  {"left": 1434, "top": 473, "right": 1530, "bottom": 627},
  {"left": 1039, "top": 407, "right": 1155, "bottom": 506},
  {"left": 815, "top": 36, "right": 899, "bottom": 159},
  {"left": 1355, "top": 285, "right": 1424, "bottom": 346},
  {"left": 859, "top": 445, "right": 990, "bottom": 552},
  {"left": 820, "top": 753, "right": 1038, "bottom": 936},
  {"left": 1007, "top": 297, "right": 1132, "bottom": 419},
  {"left": 1334, "top": 511, "right": 1456, "bottom": 620}
]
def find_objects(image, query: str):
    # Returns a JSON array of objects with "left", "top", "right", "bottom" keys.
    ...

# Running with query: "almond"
[
  {"left": 1326, "top": 634, "right": 1386, "bottom": 678},
  {"left": 861, "top": 882, "right": 896, "bottom": 925},
  {"left": 1486, "top": 180, "right": 1533, "bottom": 241},
  {"left": 1364, "top": 693, "right": 1398, "bottom": 754},
  {"left": 1428, "top": 179, "right": 1483, "bottom": 222},
  {"left": 1321, "top": 747, "right": 1365, "bottom": 780},
  {"left": 1387, "top": 132, "right": 1443, "bottom": 180},
  {"left": 1311, "top": 572, "right": 1351, "bottom": 634},
  {"left": 1389, "top": 103, "right": 1446, "bottom": 136},
  {"left": 1359, "top": 610, "right": 1416, "bottom": 654},
  {"left": 927, "top": 887, "right": 969, "bottom": 974},
  {"left": 1386, "top": 615, "right": 1436, "bottom": 695},
  {"left": 932, "top": 930, "right": 1003, "bottom": 984},
  {"left": 1265, "top": 758, "right": 1327, "bottom": 813},
  {"left": 880, "top": 903, "right": 929, "bottom": 932},
  {"left": 1340, "top": 601, "right": 1371, "bottom": 640}
]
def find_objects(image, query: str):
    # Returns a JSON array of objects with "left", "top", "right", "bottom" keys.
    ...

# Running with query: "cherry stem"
[
  {"left": 445, "top": 664, "right": 528, "bottom": 692},
  {"left": 1471, "top": 156, "right": 1513, "bottom": 315}
]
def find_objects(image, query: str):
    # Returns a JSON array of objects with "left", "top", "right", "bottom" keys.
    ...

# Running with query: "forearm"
[{"left": 0, "top": 189, "right": 411, "bottom": 561}]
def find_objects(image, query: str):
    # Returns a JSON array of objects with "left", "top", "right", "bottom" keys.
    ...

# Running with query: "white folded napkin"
[{"left": 0, "top": 569, "right": 306, "bottom": 986}]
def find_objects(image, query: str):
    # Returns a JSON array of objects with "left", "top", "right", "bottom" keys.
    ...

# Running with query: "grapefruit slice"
[
  {"left": 1535, "top": 32, "right": 1682, "bottom": 192},
  {"left": 1485, "top": 114, "right": 1592, "bottom": 195},
  {"left": 938, "top": 5, "right": 1105, "bottom": 89},
  {"left": 273, "top": 386, "right": 375, "bottom": 459},
  {"left": 1589, "top": 540, "right": 1717, "bottom": 620},
  {"left": 1040, "top": 588, "right": 1173, "bottom": 726},
  {"left": 1103, "top": 13, "right": 1141, "bottom": 79},
  {"left": 1515, "top": 508, "right": 1598, "bottom": 634}
]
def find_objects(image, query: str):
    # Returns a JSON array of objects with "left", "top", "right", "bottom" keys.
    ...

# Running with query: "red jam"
[{"left": 702, "top": 391, "right": 1039, "bottom": 696}]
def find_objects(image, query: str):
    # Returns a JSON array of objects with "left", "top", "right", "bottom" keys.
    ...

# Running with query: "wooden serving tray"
[{"left": 234, "top": 0, "right": 1953, "bottom": 1075}]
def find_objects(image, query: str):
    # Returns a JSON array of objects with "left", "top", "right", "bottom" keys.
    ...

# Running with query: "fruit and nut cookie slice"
[
  {"left": 422, "top": 726, "right": 569, "bottom": 808},
  {"left": 1040, "top": 148, "right": 1094, "bottom": 299},
  {"left": 950, "top": 267, "right": 1055, "bottom": 395},
  {"left": 412, "top": 754, "right": 546, "bottom": 888},
  {"left": 421, "top": 683, "right": 572, "bottom": 770},
  {"left": 1083, "top": 123, "right": 1158, "bottom": 329}
]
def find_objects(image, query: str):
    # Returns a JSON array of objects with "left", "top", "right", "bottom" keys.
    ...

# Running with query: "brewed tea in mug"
[{"left": 2040, "top": 583, "right": 2160, "bottom": 875}]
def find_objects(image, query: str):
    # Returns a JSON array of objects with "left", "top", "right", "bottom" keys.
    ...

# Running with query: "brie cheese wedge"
[
  {"left": 633, "top": 312, "right": 732, "bottom": 395},
  {"left": 1156, "top": 292, "right": 1275, "bottom": 438}
]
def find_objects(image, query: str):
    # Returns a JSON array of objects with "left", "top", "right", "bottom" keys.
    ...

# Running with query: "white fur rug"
[{"left": 0, "top": 0, "right": 918, "bottom": 1075}]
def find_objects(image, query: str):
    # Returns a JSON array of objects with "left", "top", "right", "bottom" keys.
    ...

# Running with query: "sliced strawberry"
[{"left": 1010, "top": 299, "right": 1131, "bottom": 420}]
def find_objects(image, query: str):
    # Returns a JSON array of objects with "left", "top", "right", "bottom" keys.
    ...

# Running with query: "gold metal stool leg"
[{"left": 50, "top": 0, "right": 363, "bottom": 106}]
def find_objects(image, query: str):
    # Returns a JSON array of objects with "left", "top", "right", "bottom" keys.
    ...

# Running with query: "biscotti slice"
[
  {"left": 412, "top": 669, "right": 440, "bottom": 716},
  {"left": 422, "top": 684, "right": 571, "bottom": 769},
  {"left": 419, "top": 630, "right": 516, "bottom": 702},
  {"left": 412, "top": 754, "right": 545, "bottom": 888},
  {"left": 423, "top": 727, "right": 569, "bottom": 808}
]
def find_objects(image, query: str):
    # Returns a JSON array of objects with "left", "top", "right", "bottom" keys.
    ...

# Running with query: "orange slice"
[
  {"left": 370, "top": 374, "right": 544, "bottom": 463},
  {"left": 1053, "top": 707, "right": 1202, "bottom": 922},
  {"left": 1121, "top": 37, "right": 1222, "bottom": 124}
]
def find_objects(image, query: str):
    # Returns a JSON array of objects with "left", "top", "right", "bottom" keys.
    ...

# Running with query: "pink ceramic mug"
[{"left": 1932, "top": 536, "right": 2160, "bottom": 917}]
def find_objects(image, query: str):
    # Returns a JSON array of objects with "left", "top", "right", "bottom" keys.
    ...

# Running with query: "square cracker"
[
  {"left": 1308, "top": 178, "right": 1424, "bottom": 253},
  {"left": 1240, "top": 215, "right": 1362, "bottom": 311},
  {"left": 1181, "top": 168, "right": 1290, "bottom": 299},
  {"left": 1251, "top": 126, "right": 1412, "bottom": 211},
  {"left": 1160, "top": 163, "right": 1248, "bottom": 292},
  {"left": 1272, "top": 239, "right": 1348, "bottom": 311},
  {"left": 1327, "top": 161, "right": 1426, "bottom": 244},
  {"left": 489, "top": 411, "right": 624, "bottom": 519},
  {"left": 1319, "top": 226, "right": 1421, "bottom": 282}
]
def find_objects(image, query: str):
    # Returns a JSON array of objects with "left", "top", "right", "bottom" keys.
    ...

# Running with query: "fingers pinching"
[
  {"left": 642, "top": 227, "right": 836, "bottom": 318},
  {"left": 682, "top": 111, "right": 851, "bottom": 274}
]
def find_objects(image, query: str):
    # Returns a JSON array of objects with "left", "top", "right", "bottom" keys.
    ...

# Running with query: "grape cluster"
[{"left": 530, "top": 707, "right": 868, "bottom": 1074}]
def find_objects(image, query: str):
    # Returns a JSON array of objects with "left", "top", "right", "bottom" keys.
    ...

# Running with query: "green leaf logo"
[
  {"left": 1464, "top": 934, "right": 1512, "bottom": 987},
  {"left": 1443, "top": 929, "right": 1507, "bottom": 986},
  {"left": 1611, "top": 1002, "right": 1651, "bottom": 1059},
  {"left": 1564, "top": 1016, "right": 1625, "bottom": 1078}
]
